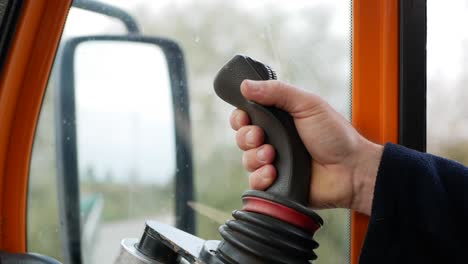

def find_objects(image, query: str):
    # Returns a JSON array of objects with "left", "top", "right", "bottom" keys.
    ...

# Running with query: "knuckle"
[
  {"left": 242, "top": 151, "right": 256, "bottom": 172},
  {"left": 250, "top": 126, "right": 263, "bottom": 137},
  {"left": 273, "top": 80, "right": 288, "bottom": 93},
  {"left": 230, "top": 113, "right": 239, "bottom": 129},
  {"left": 235, "top": 127, "right": 249, "bottom": 147},
  {"left": 242, "top": 152, "right": 249, "bottom": 169},
  {"left": 230, "top": 109, "right": 250, "bottom": 130},
  {"left": 235, "top": 134, "right": 246, "bottom": 150}
]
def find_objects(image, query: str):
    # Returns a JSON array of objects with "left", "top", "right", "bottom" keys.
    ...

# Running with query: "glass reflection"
[{"left": 74, "top": 41, "right": 176, "bottom": 263}]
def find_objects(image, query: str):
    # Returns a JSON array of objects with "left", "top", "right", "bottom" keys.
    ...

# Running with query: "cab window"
[
  {"left": 27, "top": 1, "right": 352, "bottom": 263},
  {"left": 427, "top": 0, "right": 468, "bottom": 165}
]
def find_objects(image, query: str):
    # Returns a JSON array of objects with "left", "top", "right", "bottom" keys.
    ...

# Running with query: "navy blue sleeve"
[{"left": 359, "top": 143, "right": 468, "bottom": 264}]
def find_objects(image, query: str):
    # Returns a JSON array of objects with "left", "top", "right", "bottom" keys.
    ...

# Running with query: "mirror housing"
[{"left": 54, "top": 35, "right": 194, "bottom": 264}]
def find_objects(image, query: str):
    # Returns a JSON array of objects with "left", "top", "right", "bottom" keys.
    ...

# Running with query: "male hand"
[{"left": 230, "top": 80, "right": 383, "bottom": 215}]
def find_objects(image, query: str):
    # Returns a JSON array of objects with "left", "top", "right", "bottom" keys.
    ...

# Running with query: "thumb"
[{"left": 240, "top": 80, "right": 324, "bottom": 116}]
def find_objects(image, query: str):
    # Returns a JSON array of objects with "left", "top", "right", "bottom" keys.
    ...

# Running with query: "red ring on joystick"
[{"left": 242, "top": 196, "right": 321, "bottom": 234}]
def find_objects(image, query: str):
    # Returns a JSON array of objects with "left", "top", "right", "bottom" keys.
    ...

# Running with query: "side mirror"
[{"left": 55, "top": 35, "right": 194, "bottom": 264}]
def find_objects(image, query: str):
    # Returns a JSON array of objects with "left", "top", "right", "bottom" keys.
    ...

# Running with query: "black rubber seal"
[
  {"left": 399, "top": 0, "right": 427, "bottom": 152},
  {"left": 0, "top": 0, "right": 24, "bottom": 76}
]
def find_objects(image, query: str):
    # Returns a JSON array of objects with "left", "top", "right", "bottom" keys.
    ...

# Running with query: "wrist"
[{"left": 351, "top": 139, "right": 384, "bottom": 215}]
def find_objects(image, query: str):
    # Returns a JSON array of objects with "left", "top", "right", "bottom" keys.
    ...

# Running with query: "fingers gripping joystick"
[
  {"left": 212, "top": 55, "right": 323, "bottom": 263},
  {"left": 116, "top": 55, "right": 323, "bottom": 264}
]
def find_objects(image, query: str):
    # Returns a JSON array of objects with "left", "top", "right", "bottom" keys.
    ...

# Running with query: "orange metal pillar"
[
  {"left": 0, "top": 0, "right": 71, "bottom": 251},
  {"left": 351, "top": 0, "right": 399, "bottom": 263}
]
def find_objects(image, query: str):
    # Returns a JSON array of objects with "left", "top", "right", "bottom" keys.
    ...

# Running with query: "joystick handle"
[{"left": 214, "top": 54, "right": 311, "bottom": 206}]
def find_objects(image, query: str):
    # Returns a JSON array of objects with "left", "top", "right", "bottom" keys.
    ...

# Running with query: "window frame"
[
  {"left": 0, "top": 0, "right": 72, "bottom": 252},
  {"left": 351, "top": 0, "right": 427, "bottom": 263}
]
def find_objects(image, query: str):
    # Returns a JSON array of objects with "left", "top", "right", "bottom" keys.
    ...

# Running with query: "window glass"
[
  {"left": 28, "top": 1, "right": 352, "bottom": 263},
  {"left": 74, "top": 41, "right": 176, "bottom": 263},
  {"left": 28, "top": 72, "right": 62, "bottom": 260},
  {"left": 427, "top": 0, "right": 468, "bottom": 165}
]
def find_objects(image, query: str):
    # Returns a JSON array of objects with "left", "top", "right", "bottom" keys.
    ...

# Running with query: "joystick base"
[{"left": 211, "top": 206, "right": 321, "bottom": 264}]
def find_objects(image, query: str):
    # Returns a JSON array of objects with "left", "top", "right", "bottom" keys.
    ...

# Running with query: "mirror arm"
[{"left": 72, "top": 0, "right": 140, "bottom": 34}]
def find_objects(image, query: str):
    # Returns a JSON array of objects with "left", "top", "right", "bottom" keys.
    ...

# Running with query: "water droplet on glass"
[{"left": 194, "top": 36, "right": 200, "bottom": 43}]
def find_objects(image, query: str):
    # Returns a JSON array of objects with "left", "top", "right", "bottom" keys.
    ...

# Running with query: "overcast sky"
[{"left": 74, "top": 41, "right": 175, "bottom": 184}]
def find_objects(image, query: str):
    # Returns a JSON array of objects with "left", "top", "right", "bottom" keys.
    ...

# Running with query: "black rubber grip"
[{"left": 213, "top": 55, "right": 311, "bottom": 206}]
